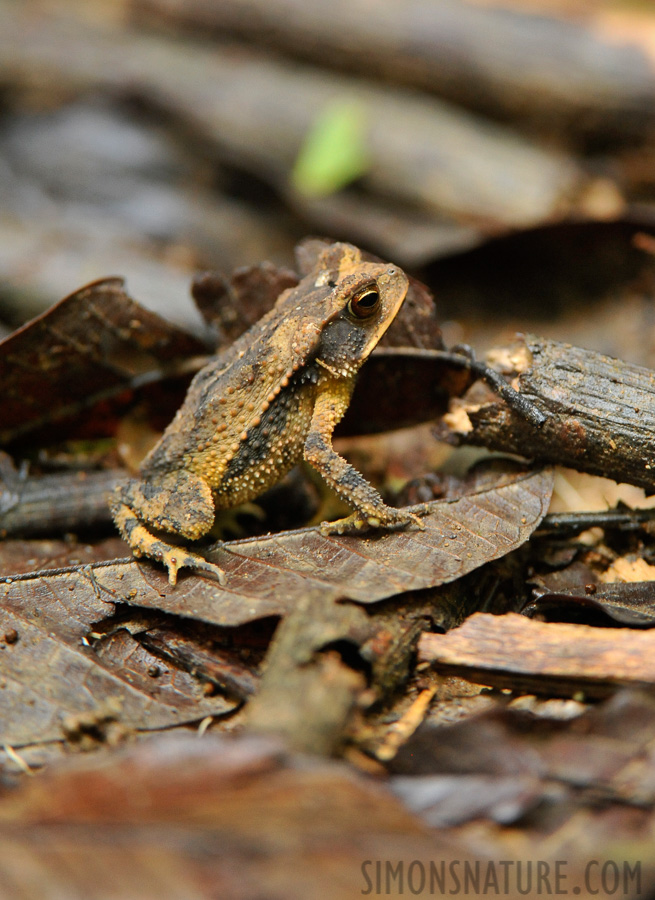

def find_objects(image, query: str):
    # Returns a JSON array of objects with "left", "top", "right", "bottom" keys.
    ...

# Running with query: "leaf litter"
[
  {"left": 3, "top": 245, "right": 655, "bottom": 897},
  {"left": 0, "top": 468, "right": 552, "bottom": 750}
]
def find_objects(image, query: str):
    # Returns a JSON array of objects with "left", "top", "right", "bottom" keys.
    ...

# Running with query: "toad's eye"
[{"left": 347, "top": 284, "right": 380, "bottom": 319}]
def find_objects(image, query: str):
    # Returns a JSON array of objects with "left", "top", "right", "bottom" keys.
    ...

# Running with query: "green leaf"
[{"left": 292, "top": 99, "right": 370, "bottom": 197}]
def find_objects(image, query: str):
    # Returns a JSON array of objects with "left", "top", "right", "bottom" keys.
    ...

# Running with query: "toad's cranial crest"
[{"left": 111, "top": 242, "right": 426, "bottom": 586}]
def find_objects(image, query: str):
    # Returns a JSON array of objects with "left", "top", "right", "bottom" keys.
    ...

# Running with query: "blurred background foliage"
[{"left": 1, "top": 0, "right": 655, "bottom": 364}]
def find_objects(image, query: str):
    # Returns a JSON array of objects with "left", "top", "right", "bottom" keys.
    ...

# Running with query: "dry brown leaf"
[
  {"left": 0, "top": 278, "right": 206, "bottom": 447},
  {"left": 191, "top": 261, "right": 299, "bottom": 341},
  {"left": 1, "top": 468, "right": 553, "bottom": 628},
  {"left": 0, "top": 553, "right": 236, "bottom": 747},
  {"left": 526, "top": 577, "right": 655, "bottom": 627}
]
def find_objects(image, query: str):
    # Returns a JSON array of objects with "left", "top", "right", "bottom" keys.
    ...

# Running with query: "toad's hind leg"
[{"left": 111, "top": 470, "right": 225, "bottom": 586}]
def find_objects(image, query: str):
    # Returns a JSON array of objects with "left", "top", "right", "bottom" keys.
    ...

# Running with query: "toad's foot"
[
  {"left": 319, "top": 505, "right": 429, "bottom": 537},
  {"left": 130, "top": 526, "right": 226, "bottom": 587},
  {"left": 113, "top": 501, "right": 226, "bottom": 587}
]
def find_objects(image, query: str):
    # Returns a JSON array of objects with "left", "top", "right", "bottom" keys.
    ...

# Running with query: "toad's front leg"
[
  {"left": 111, "top": 470, "right": 226, "bottom": 586},
  {"left": 304, "top": 386, "right": 426, "bottom": 536}
]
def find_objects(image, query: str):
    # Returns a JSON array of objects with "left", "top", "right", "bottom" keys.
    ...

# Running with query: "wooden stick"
[
  {"left": 437, "top": 335, "right": 655, "bottom": 493},
  {"left": 419, "top": 612, "right": 655, "bottom": 698}
]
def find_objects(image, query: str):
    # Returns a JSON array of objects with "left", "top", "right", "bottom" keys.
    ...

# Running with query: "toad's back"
[{"left": 111, "top": 241, "right": 416, "bottom": 585}]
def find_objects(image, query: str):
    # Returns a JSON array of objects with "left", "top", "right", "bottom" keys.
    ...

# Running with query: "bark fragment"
[{"left": 438, "top": 334, "right": 655, "bottom": 493}]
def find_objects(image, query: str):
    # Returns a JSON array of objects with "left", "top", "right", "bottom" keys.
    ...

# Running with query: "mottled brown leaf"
[
  {"left": 419, "top": 611, "right": 655, "bottom": 697},
  {"left": 0, "top": 468, "right": 553, "bottom": 631},
  {"left": 0, "top": 550, "right": 236, "bottom": 747},
  {"left": 0, "top": 278, "right": 206, "bottom": 446},
  {"left": 191, "top": 262, "right": 299, "bottom": 341}
]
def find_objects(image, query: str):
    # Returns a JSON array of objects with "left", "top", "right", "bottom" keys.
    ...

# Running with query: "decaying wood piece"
[
  {"left": 419, "top": 612, "right": 655, "bottom": 699},
  {"left": 437, "top": 335, "right": 655, "bottom": 493},
  {"left": 0, "top": 458, "right": 123, "bottom": 538},
  {"left": 245, "top": 594, "right": 371, "bottom": 756},
  {"left": 0, "top": 1, "right": 584, "bottom": 230},
  {"left": 246, "top": 569, "right": 508, "bottom": 757},
  {"left": 134, "top": 0, "right": 655, "bottom": 142},
  {"left": 246, "top": 591, "right": 434, "bottom": 755}
]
